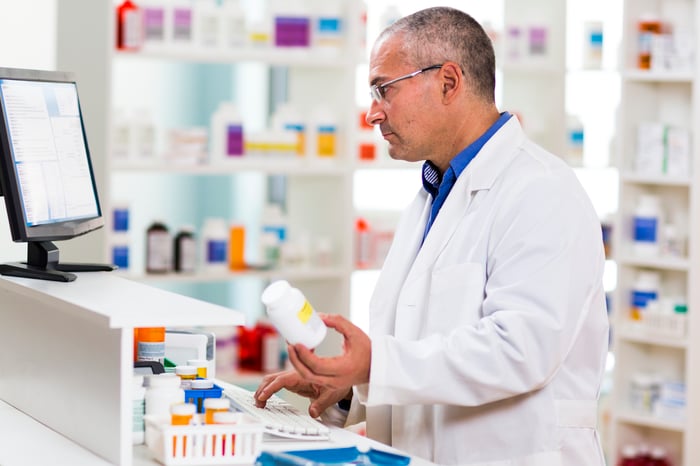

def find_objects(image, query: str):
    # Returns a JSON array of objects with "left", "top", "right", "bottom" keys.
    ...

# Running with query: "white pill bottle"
[{"left": 261, "top": 280, "right": 327, "bottom": 349}]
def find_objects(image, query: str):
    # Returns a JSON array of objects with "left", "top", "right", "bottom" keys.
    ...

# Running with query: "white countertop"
[
  {"left": 0, "top": 272, "right": 245, "bottom": 328},
  {"left": 1, "top": 399, "right": 436, "bottom": 466}
]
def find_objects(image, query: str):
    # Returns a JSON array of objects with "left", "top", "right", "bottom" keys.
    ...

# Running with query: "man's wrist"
[
  {"left": 337, "top": 389, "right": 353, "bottom": 411},
  {"left": 338, "top": 397, "right": 352, "bottom": 411}
]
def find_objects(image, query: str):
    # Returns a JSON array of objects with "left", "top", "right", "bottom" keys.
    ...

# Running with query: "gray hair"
[{"left": 379, "top": 7, "right": 496, "bottom": 102}]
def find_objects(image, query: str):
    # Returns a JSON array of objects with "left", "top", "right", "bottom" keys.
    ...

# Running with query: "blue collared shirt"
[{"left": 422, "top": 112, "right": 512, "bottom": 241}]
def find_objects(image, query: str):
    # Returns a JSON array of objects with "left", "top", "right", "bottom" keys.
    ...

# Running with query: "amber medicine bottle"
[{"left": 137, "top": 327, "right": 166, "bottom": 363}]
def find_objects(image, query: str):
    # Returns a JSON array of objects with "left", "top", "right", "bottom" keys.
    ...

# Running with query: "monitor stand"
[{"left": 0, "top": 241, "right": 116, "bottom": 282}]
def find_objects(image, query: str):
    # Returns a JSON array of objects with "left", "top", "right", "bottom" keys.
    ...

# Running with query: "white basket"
[{"left": 144, "top": 414, "right": 264, "bottom": 465}]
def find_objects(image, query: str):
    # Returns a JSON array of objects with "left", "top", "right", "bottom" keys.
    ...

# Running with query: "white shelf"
[
  {"left": 110, "top": 159, "right": 350, "bottom": 176},
  {"left": 615, "top": 410, "right": 686, "bottom": 433},
  {"left": 118, "top": 265, "right": 347, "bottom": 284},
  {"left": 614, "top": 327, "right": 688, "bottom": 349},
  {"left": 615, "top": 254, "right": 690, "bottom": 272},
  {"left": 623, "top": 69, "right": 694, "bottom": 83},
  {"left": 620, "top": 172, "right": 692, "bottom": 187},
  {"left": 114, "top": 48, "right": 356, "bottom": 69}
]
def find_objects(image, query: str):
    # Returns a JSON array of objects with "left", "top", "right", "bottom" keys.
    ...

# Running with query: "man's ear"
[{"left": 440, "top": 62, "right": 462, "bottom": 103}]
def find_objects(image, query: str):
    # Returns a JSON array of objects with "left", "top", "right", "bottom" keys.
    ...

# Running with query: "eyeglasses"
[{"left": 369, "top": 64, "right": 443, "bottom": 103}]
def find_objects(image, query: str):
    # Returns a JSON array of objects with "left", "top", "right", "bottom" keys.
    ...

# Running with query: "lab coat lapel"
[
  {"left": 369, "top": 190, "right": 431, "bottom": 338},
  {"left": 392, "top": 116, "right": 525, "bottom": 340}
]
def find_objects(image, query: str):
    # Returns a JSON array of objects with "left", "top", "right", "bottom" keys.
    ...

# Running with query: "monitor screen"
[
  {"left": 0, "top": 67, "right": 103, "bottom": 241},
  {"left": 0, "top": 67, "right": 112, "bottom": 282}
]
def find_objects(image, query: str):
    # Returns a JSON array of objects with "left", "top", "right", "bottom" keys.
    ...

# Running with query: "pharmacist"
[{"left": 255, "top": 7, "right": 609, "bottom": 466}]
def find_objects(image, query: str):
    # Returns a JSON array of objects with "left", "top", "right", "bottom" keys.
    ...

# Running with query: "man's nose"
[{"left": 366, "top": 100, "right": 385, "bottom": 126}]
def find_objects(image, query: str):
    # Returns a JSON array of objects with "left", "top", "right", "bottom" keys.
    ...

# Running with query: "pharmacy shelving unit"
[
  {"left": 500, "top": 0, "right": 567, "bottom": 157},
  {"left": 610, "top": 1, "right": 700, "bottom": 464},
  {"left": 55, "top": 0, "right": 364, "bottom": 361}
]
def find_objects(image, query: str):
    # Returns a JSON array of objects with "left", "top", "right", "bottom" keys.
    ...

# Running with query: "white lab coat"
[{"left": 350, "top": 117, "right": 608, "bottom": 465}]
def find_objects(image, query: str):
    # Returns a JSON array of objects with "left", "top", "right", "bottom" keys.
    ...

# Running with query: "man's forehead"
[{"left": 369, "top": 37, "right": 407, "bottom": 79}]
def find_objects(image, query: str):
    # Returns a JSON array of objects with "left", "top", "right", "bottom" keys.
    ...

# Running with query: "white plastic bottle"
[
  {"left": 631, "top": 270, "right": 660, "bottom": 320},
  {"left": 313, "top": 0, "right": 343, "bottom": 54},
  {"left": 221, "top": 0, "right": 247, "bottom": 49},
  {"left": 311, "top": 105, "right": 337, "bottom": 160},
  {"left": 271, "top": 0, "right": 311, "bottom": 48},
  {"left": 201, "top": 218, "right": 228, "bottom": 272},
  {"left": 210, "top": 102, "right": 244, "bottom": 162},
  {"left": 565, "top": 114, "right": 584, "bottom": 166},
  {"left": 272, "top": 103, "right": 306, "bottom": 156},
  {"left": 170, "top": 0, "right": 194, "bottom": 45},
  {"left": 261, "top": 203, "right": 288, "bottom": 244},
  {"left": 140, "top": 0, "right": 168, "bottom": 50},
  {"left": 261, "top": 280, "right": 327, "bottom": 348},
  {"left": 194, "top": 0, "right": 221, "bottom": 48},
  {"left": 112, "top": 108, "right": 131, "bottom": 160},
  {"left": 582, "top": 21, "right": 604, "bottom": 69},
  {"left": 633, "top": 194, "right": 661, "bottom": 256},
  {"left": 145, "top": 374, "right": 185, "bottom": 445},
  {"left": 131, "top": 109, "right": 157, "bottom": 162}
]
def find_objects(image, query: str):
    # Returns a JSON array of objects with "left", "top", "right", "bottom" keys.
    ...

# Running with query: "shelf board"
[
  {"left": 615, "top": 255, "right": 690, "bottom": 271},
  {"left": 499, "top": 62, "right": 564, "bottom": 74},
  {"left": 620, "top": 172, "right": 691, "bottom": 187},
  {"left": 117, "top": 266, "right": 347, "bottom": 284},
  {"left": 615, "top": 410, "right": 686, "bottom": 432},
  {"left": 114, "top": 48, "right": 356, "bottom": 69},
  {"left": 110, "top": 159, "right": 349, "bottom": 176},
  {"left": 614, "top": 327, "right": 688, "bottom": 349},
  {"left": 623, "top": 69, "right": 694, "bottom": 83}
]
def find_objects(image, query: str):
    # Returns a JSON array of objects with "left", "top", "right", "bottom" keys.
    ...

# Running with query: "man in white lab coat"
[{"left": 254, "top": 7, "right": 609, "bottom": 465}]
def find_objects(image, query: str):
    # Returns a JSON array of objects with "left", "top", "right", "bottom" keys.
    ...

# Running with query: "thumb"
[{"left": 308, "top": 389, "right": 341, "bottom": 418}]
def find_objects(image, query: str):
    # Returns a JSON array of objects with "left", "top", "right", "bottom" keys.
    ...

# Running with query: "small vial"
[
  {"left": 171, "top": 402, "right": 197, "bottom": 425},
  {"left": 187, "top": 359, "right": 209, "bottom": 378},
  {"left": 175, "top": 365, "right": 198, "bottom": 389},
  {"left": 146, "top": 221, "right": 172, "bottom": 273},
  {"left": 261, "top": 280, "right": 327, "bottom": 349},
  {"left": 187, "top": 379, "right": 214, "bottom": 412},
  {"left": 204, "top": 397, "right": 230, "bottom": 424},
  {"left": 174, "top": 226, "right": 197, "bottom": 273}
]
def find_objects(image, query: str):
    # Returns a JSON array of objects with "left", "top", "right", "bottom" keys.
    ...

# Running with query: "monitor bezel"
[{"left": 0, "top": 67, "right": 104, "bottom": 243}]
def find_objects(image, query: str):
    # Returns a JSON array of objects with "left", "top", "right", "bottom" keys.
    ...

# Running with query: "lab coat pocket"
[{"left": 427, "top": 262, "right": 485, "bottom": 334}]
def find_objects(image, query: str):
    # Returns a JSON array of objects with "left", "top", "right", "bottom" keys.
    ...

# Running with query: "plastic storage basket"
[{"left": 145, "top": 414, "right": 263, "bottom": 465}]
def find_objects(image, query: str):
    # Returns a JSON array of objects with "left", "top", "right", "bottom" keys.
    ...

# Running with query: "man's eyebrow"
[{"left": 369, "top": 76, "right": 385, "bottom": 87}]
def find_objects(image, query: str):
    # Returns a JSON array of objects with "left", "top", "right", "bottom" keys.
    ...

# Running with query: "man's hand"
[
  {"left": 288, "top": 313, "right": 371, "bottom": 390},
  {"left": 254, "top": 369, "right": 351, "bottom": 418}
]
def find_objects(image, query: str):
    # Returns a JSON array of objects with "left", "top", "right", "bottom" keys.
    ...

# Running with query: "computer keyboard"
[{"left": 223, "top": 383, "right": 331, "bottom": 441}]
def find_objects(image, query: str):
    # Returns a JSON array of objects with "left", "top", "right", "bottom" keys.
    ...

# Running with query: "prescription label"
[{"left": 297, "top": 301, "right": 313, "bottom": 324}]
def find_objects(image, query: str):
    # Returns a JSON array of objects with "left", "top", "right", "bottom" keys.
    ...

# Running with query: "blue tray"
[{"left": 256, "top": 446, "right": 411, "bottom": 465}]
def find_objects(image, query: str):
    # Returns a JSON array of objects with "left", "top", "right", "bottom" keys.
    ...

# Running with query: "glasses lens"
[{"left": 370, "top": 85, "right": 382, "bottom": 102}]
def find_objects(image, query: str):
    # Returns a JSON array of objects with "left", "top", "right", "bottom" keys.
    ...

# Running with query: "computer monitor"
[{"left": 0, "top": 67, "right": 115, "bottom": 282}]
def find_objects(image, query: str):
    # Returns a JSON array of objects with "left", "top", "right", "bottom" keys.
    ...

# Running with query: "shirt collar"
[{"left": 421, "top": 112, "right": 512, "bottom": 197}]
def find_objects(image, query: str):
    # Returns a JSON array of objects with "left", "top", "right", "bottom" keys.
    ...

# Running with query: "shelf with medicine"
[
  {"left": 55, "top": 0, "right": 364, "bottom": 385},
  {"left": 609, "top": 1, "right": 699, "bottom": 465}
]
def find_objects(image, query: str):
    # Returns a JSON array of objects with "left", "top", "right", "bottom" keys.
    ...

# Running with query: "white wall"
[{"left": 0, "top": 0, "right": 57, "bottom": 261}]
